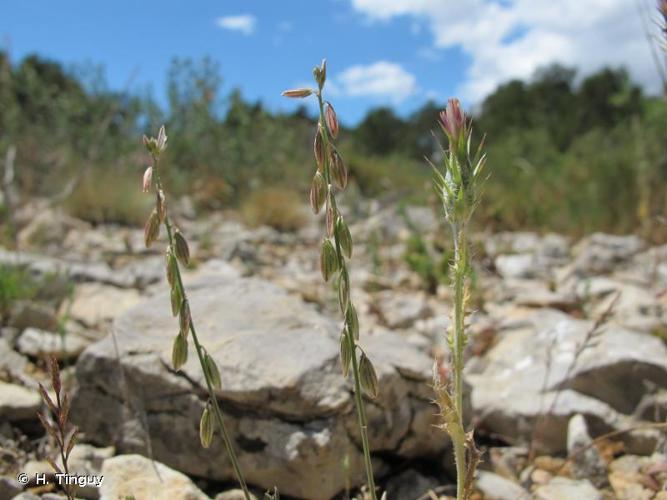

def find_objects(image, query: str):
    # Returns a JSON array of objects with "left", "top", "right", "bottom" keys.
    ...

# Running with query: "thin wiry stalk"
[
  {"left": 283, "top": 60, "right": 379, "bottom": 500},
  {"left": 142, "top": 130, "right": 252, "bottom": 500}
]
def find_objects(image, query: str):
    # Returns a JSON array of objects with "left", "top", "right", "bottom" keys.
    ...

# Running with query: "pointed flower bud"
[
  {"left": 345, "top": 302, "right": 359, "bottom": 340},
  {"left": 309, "top": 172, "right": 326, "bottom": 214},
  {"left": 359, "top": 353, "right": 379, "bottom": 399},
  {"left": 170, "top": 285, "right": 182, "bottom": 317},
  {"left": 337, "top": 267, "right": 350, "bottom": 313},
  {"left": 326, "top": 200, "right": 336, "bottom": 238},
  {"left": 439, "top": 98, "right": 466, "bottom": 144},
  {"left": 282, "top": 88, "right": 313, "bottom": 98},
  {"left": 199, "top": 404, "right": 214, "bottom": 448},
  {"left": 325, "top": 102, "right": 339, "bottom": 139},
  {"left": 174, "top": 229, "right": 190, "bottom": 266},
  {"left": 142, "top": 167, "right": 153, "bottom": 193},
  {"left": 144, "top": 209, "right": 160, "bottom": 248},
  {"left": 166, "top": 247, "right": 177, "bottom": 287},
  {"left": 313, "top": 59, "right": 327, "bottom": 89}
]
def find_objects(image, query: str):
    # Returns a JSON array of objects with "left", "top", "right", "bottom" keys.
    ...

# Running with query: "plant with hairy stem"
[
  {"left": 283, "top": 60, "right": 380, "bottom": 500},
  {"left": 430, "top": 99, "right": 487, "bottom": 500},
  {"left": 37, "top": 356, "right": 78, "bottom": 500},
  {"left": 141, "top": 127, "right": 253, "bottom": 500}
]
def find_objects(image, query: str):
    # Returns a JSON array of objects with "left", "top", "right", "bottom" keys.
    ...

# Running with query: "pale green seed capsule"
[
  {"left": 199, "top": 404, "right": 214, "bottom": 448},
  {"left": 345, "top": 303, "right": 359, "bottom": 340},
  {"left": 340, "top": 330, "right": 352, "bottom": 378},
  {"left": 166, "top": 248, "right": 177, "bottom": 287},
  {"left": 320, "top": 239, "right": 338, "bottom": 282},
  {"left": 172, "top": 333, "right": 188, "bottom": 371},
  {"left": 156, "top": 189, "right": 167, "bottom": 222},
  {"left": 309, "top": 172, "right": 326, "bottom": 215},
  {"left": 337, "top": 268, "right": 349, "bottom": 314},
  {"left": 205, "top": 353, "right": 222, "bottom": 390},
  {"left": 359, "top": 353, "right": 379, "bottom": 399},
  {"left": 336, "top": 217, "right": 352, "bottom": 259},
  {"left": 170, "top": 285, "right": 182, "bottom": 317},
  {"left": 144, "top": 209, "right": 160, "bottom": 248},
  {"left": 179, "top": 299, "right": 190, "bottom": 338}
]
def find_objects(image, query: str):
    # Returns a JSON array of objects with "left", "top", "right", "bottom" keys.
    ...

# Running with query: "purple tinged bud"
[
  {"left": 142, "top": 167, "right": 153, "bottom": 193},
  {"left": 326, "top": 103, "right": 339, "bottom": 139},
  {"left": 440, "top": 98, "right": 466, "bottom": 143},
  {"left": 282, "top": 88, "right": 313, "bottom": 98}
]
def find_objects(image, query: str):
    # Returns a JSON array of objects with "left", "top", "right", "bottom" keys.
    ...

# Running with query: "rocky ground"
[{"left": 1, "top": 199, "right": 667, "bottom": 500}]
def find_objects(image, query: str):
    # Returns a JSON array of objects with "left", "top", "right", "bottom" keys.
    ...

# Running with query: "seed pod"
[
  {"left": 170, "top": 285, "right": 182, "bottom": 317},
  {"left": 309, "top": 172, "right": 326, "bottom": 214},
  {"left": 144, "top": 209, "right": 160, "bottom": 248},
  {"left": 156, "top": 189, "right": 167, "bottom": 222},
  {"left": 179, "top": 299, "right": 191, "bottom": 338},
  {"left": 165, "top": 247, "right": 177, "bottom": 287},
  {"left": 337, "top": 267, "right": 349, "bottom": 314},
  {"left": 314, "top": 127, "right": 324, "bottom": 169},
  {"left": 335, "top": 217, "right": 352, "bottom": 259},
  {"left": 204, "top": 353, "right": 222, "bottom": 389},
  {"left": 340, "top": 330, "right": 352, "bottom": 378},
  {"left": 329, "top": 148, "right": 348, "bottom": 190},
  {"left": 345, "top": 303, "right": 359, "bottom": 340},
  {"left": 142, "top": 166, "right": 153, "bottom": 193},
  {"left": 359, "top": 353, "right": 379, "bottom": 399},
  {"left": 199, "top": 404, "right": 214, "bottom": 448},
  {"left": 174, "top": 229, "right": 190, "bottom": 266},
  {"left": 282, "top": 88, "right": 312, "bottom": 98},
  {"left": 320, "top": 239, "right": 338, "bottom": 282},
  {"left": 325, "top": 200, "right": 336, "bottom": 238},
  {"left": 325, "top": 102, "right": 339, "bottom": 139},
  {"left": 172, "top": 333, "right": 188, "bottom": 371}
]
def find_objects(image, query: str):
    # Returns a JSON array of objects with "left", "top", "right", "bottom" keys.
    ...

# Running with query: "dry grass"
[
  {"left": 65, "top": 169, "right": 152, "bottom": 226},
  {"left": 240, "top": 187, "right": 307, "bottom": 232}
]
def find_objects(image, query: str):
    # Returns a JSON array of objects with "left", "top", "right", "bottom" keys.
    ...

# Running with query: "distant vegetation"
[{"left": 0, "top": 51, "right": 665, "bottom": 239}]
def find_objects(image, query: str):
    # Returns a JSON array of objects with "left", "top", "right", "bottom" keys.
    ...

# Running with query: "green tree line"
[{"left": 1, "top": 52, "right": 666, "bottom": 238}]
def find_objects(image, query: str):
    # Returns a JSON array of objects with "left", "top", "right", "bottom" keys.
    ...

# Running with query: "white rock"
[{"left": 0, "top": 381, "right": 40, "bottom": 421}]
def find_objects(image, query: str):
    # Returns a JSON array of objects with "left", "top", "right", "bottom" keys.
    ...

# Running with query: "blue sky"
[{"left": 0, "top": 0, "right": 660, "bottom": 125}]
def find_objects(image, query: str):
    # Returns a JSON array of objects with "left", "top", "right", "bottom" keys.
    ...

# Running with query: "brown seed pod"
[
  {"left": 314, "top": 127, "right": 324, "bottom": 170},
  {"left": 359, "top": 353, "right": 379, "bottom": 399},
  {"left": 282, "top": 88, "right": 313, "bottom": 98},
  {"left": 174, "top": 229, "right": 190, "bottom": 266},
  {"left": 329, "top": 148, "right": 348, "bottom": 190},
  {"left": 325, "top": 102, "right": 339, "bottom": 139}
]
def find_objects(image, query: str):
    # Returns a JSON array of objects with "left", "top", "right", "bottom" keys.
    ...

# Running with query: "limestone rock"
[
  {"left": 16, "top": 328, "right": 89, "bottom": 361},
  {"left": 0, "top": 382, "right": 40, "bottom": 421},
  {"left": 534, "top": 477, "right": 601, "bottom": 500},
  {"left": 475, "top": 471, "right": 528, "bottom": 500},
  {"left": 67, "top": 283, "right": 142, "bottom": 327},
  {"left": 100, "top": 454, "right": 209, "bottom": 500},
  {"left": 72, "top": 274, "right": 443, "bottom": 499}
]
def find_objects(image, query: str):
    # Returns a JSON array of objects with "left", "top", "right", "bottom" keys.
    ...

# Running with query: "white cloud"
[
  {"left": 216, "top": 15, "right": 256, "bottom": 35},
  {"left": 331, "top": 61, "right": 417, "bottom": 102},
  {"left": 350, "top": 0, "right": 661, "bottom": 102}
]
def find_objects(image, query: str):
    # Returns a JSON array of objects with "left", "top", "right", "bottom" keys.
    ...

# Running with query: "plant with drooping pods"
[
  {"left": 283, "top": 60, "right": 381, "bottom": 500},
  {"left": 431, "top": 99, "right": 487, "bottom": 500},
  {"left": 141, "top": 127, "right": 253, "bottom": 500},
  {"left": 37, "top": 356, "right": 78, "bottom": 500}
]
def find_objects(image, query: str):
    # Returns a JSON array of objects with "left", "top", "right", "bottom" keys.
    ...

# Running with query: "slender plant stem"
[
  {"left": 452, "top": 226, "right": 467, "bottom": 500},
  {"left": 153, "top": 164, "right": 252, "bottom": 500},
  {"left": 316, "top": 93, "right": 377, "bottom": 500}
]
